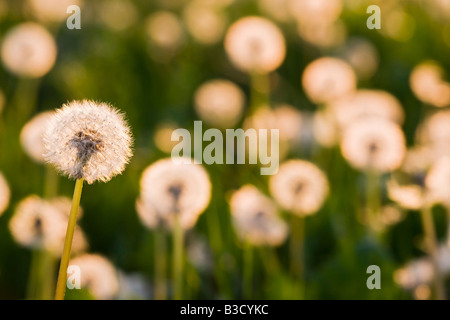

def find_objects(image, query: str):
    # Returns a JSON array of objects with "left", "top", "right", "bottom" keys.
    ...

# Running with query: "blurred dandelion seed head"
[
  {"left": 269, "top": 160, "right": 329, "bottom": 216},
  {"left": 43, "top": 100, "right": 133, "bottom": 184},
  {"left": 224, "top": 16, "right": 286, "bottom": 74},
  {"left": 69, "top": 254, "right": 119, "bottom": 300},
  {"left": 154, "top": 122, "right": 182, "bottom": 154},
  {"left": 183, "top": 1, "right": 227, "bottom": 45},
  {"left": 242, "top": 105, "right": 302, "bottom": 161},
  {"left": 340, "top": 118, "right": 406, "bottom": 173},
  {"left": 297, "top": 19, "right": 347, "bottom": 49},
  {"left": 416, "top": 110, "right": 450, "bottom": 160},
  {"left": 339, "top": 38, "right": 379, "bottom": 80},
  {"left": 0, "top": 172, "right": 10, "bottom": 216},
  {"left": 20, "top": 111, "right": 56, "bottom": 164},
  {"left": 9, "top": 196, "right": 59, "bottom": 250},
  {"left": 194, "top": 79, "right": 245, "bottom": 128},
  {"left": 289, "top": 0, "right": 343, "bottom": 24},
  {"left": 387, "top": 180, "right": 426, "bottom": 211},
  {"left": 330, "top": 90, "right": 405, "bottom": 130},
  {"left": 258, "top": 0, "right": 292, "bottom": 23},
  {"left": 302, "top": 57, "right": 356, "bottom": 104},
  {"left": 1, "top": 22, "right": 57, "bottom": 78},
  {"left": 425, "top": 156, "right": 450, "bottom": 207},
  {"left": 394, "top": 244, "right": 450, "bottom": 293},
  {"left": 26, "top": 0, "right": 83, "bottom": 23},
  {"left": 312, "top": 108, "right": 339, "bottom": 148},
  {"left": 146, "top": 11, "right": 184, "bottom": 51},
  {"left": 99, "top": 0, "right": 138, "bottom": 31},
  {"left": 230, "top": 185, "right": 288, "bottom": 246},
  {"left": 8, "top": 196, "right": 87, "bottom": 256},
  {"left": 394, "top": 258, "right": 434, "bottom": 291},
  {"left": 138, "top": 158, "right": 211, "bottom": 230},
  {"left": 410, "top": 61, "right": 450, "bottom": 108}
]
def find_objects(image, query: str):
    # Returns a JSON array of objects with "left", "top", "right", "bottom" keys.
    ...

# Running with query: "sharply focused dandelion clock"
[{"left": 43, "top": 100, "right": 133, "bottom": 300}]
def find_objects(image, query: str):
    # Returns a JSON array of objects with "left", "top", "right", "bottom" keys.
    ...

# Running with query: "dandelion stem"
[
  {"left": 249, "top": 72, "right": 270, "bottom": 112},
  {"left": 290, "top": 214, "right": 305, "bottom": 299},
  {"left": 26, "top": 248, "right": 41, "bottom": 300},
  {"left": 172, "top": 215, "right": 184, "bottom": 300},
  {"left": 259, "top": 246, "right": 281, "bottom": 276},
  {"left": 154, "top": 228, "right": 167, "bottom": 300},
  {"left": 242, "top": 241, "right": 253, "bottom": 299},
  {"left": 54, "top": 178, "right": 84, "bottom": 300},
  {"left": 420, "top": 205, "right": 446, "bottom": 300},
  {"left": 366, "top": 170, "right": 381, "bottom": 232}
]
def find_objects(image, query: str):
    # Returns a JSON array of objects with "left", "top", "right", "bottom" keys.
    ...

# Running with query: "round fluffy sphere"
[
  {"left": 1, "top": 22, "right": 57, "bottom": 78},
  {"left": 224, "top": 16, "right": 286, "bottom": 74},
  {"left": 43, "top": 100, "right": 133, "bottom": 184}
]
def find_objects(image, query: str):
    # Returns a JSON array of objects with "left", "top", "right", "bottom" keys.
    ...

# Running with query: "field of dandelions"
[{"left": 1, "top": 0, "right": 450, "bottom": 300}]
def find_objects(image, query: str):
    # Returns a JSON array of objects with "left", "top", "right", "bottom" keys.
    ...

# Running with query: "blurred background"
[{"left": 0, "top": 0, "right": 450, "bottom": 300}]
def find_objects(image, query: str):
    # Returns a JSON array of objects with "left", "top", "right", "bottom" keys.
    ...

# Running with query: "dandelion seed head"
[
  {"left": 312, "top": 108, "right": 339, "bottom": 148},
  {"left": 20, "top": 111, "right": 56, "bottom": 163},
  {"left": 43, "top": 100, "right": 133, "bottom": 184},
  {"left": 243, "top": 104, "right": 302, "bottom": 143},
  {"left": 224, "top": 16, "right": 286, "bottom": 74},
  {"left": 146, "top": 11, "right": 184, "bottom": 50},
  {"left": 258, "top": 0, "right": 292, "bottom": 23},
  {"left": 414, "top": 284, "right": 431, "bottom": 300},
  {"left": 99, "top": 0, "right": 138, "bottom": 31},
  {"left": 242, "top": 105, "right": 302, "bottom": 162},
  {"left": 1, "top": 22, "right": 57, "bottom": 78},
  {"left": 297, "top": 19, "right": 347, "bottom": 49},
  {"left": 402, "top": 146, "right": 433, "bottom": 175},
  {"left": 8, "top": 195, "right": 87, "bottom": 256},
  {"left": 416, "top": 110, "right": 450, "bottom": 146},
  {"left": 135, "top": 197, "right": 159, "bottom": 230},
  {"left": 387, "top": 180, "right": 425, "bottom": 211},
  {"left": 69, "top": 254, "right": 119, "bottom": 300},
  {"left": 9, "top": 196, "right": 59, "bottom": 250},
  {"left": 394, "top": 258, "right": 434, "bottom": 290},
  {"left": 410, "top": 61, "right": 450, "bottom": 108},
  {"left": 269, "top": 160, "right": 329, "bottom": 216},
  {"left": 330, "top": 90, "right": 405, "bottom": 129},
  {"left": 230, "top": 185, "right": 288, "bottom": 246},
  {"left": 288, "top": 0, "right": 343, "bottom": 24},
  {"left": 425, "top": 156, "right": 450, "bottom": 207},
  {"left": 379, "top": 204, "right": 404, "bottom": 226},
  {"left": 340, "top": 118, "right": 406, "bottom": 173},
  {"left": 339, "top": 37, "right": 379, "bottom": 80},
  {"left": 138, "top": 158, "right": 211, "bottom": 230},
  {"left": 302, "top": 57, "right": 356, "bottom": 104},
  {"left": 26, "top": 0, "right": 82, "bottom": 23},
  {"left": 194, "top": 79, "right": 245, "bottom": 128},
  {"left": 0, "top": 172, "right": 10, "bottom": 216},
  {"left": 154, "top": 122, "right": 182, "bottom": 154},
  {"left": 183, "top": 1, "right": 227, "bottom": 45}
]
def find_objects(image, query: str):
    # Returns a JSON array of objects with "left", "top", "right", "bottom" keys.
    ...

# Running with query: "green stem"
[
  {"left": 366, "top": 170, "right": 381, "bottom": 232},
  {"left": 40, "top": 252, "right": 56, "bottom": 300},
  {"left": 259, "top": 246, "right": 281, "bottom": 276},
  {"left": 249, "top": 72, "right": 270, "bottom": 113},
  {"left": 154, "top": 229, "right": 167, "bottom": 300},
  {"left": 420, "top": 205, "right": 446, "bottom": 300},
  {"left": 54, "top": 178, "right": 84, "bottom": 300},
  {"left": 290, "top": 214, "right": 305, "bottom": 299},
  {"left": 26, "top": 249, "right": 41, "bottom": 300},
  {"left": 242, "top": 241, "right": 253, "bottom": 299},
  {"left": 172, "top": 215, "right": 184, "bottom": 300}
]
